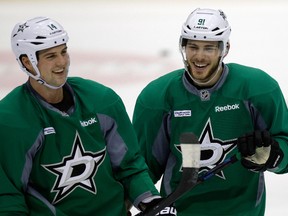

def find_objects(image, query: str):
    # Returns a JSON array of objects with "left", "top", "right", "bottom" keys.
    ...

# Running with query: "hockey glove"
[
  {"left": 237, "top": 130, "right": 283, "bottom": 172},
  {"left": 136, "top": 197, "right": 177, "bottom": 216}
]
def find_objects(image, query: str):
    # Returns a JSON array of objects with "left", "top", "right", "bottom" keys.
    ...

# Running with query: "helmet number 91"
[{"left": 198, "top": 19, "right": 206, "bottom": 25}]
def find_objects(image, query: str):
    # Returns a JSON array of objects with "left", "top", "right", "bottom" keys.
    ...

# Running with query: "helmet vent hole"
[
  {"left": 216, "top": 32, "right": 224, "bottom": 36},
  {"left": 31, "top": 42, "right": 43, "bottom": 45},
  {"left": 212, "top": 27, "right": 224, "bottom": 36},
  {"left": 212, "top": 27, "right": 220, "bottom": 32},
  {"left": 31, "top": 36, "right": 46, "bottom": 45},
  {"left": 187, "top": 25, "right": 191, "bottom": 30}
]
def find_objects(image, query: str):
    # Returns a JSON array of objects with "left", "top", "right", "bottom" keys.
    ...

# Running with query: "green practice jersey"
[
  {"left": 133, "top": 63, "right": 288, "bottom": 216},
  {"left": 0, "top": 77, "right": 159, "bottom": 215}
]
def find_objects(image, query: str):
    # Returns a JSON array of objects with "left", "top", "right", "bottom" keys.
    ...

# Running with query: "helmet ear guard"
[{"left": 11, "top": 17, "right": 69, "bottom": 89}]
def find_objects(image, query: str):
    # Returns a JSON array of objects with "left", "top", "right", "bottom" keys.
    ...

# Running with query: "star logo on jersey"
[
  {"left": 43, "top": 132, "right": 106, "bottom": 204},
  {"left": 176, "top": 119, "right": 237, "bottom": 179}
]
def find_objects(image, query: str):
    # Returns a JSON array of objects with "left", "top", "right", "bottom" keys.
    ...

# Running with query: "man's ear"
[
  {"left": 224, "top": 42, "right": 230, "bottom": 57},
  {"left": 21, "top": 55, "right": 32, "bottom": 69}
]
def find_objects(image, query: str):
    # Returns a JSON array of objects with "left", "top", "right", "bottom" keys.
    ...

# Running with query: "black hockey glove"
[
  {"left": 136, "top": 198, "right": 177, "bottom": 216},
  {"left": 237, "top": 130, "right": 283, "bottom": 172}
]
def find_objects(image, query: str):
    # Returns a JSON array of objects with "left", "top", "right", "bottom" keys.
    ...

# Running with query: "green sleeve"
[
  {"left": 227, "top": 63, "right": 288, "bottom": 174},
  {"left": 0, "top": 164, "right": 28, "bottom": 215},
  {"left": 132, "top": 94, "right": 170, "bottom": 183},
  {"left": 101, "top": 91, "right": 159, "bottom": 203},
  {"left": 252, "top": 86, "right": 288, "bottom": 173}
]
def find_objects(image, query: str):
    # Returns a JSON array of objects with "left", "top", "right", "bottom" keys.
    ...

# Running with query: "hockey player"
[
  {"left": 0, "top": 17, "right": 175, "bottom": 215},
  {"left": 132, "top": 8, "right": 288, "bottom": 216}
]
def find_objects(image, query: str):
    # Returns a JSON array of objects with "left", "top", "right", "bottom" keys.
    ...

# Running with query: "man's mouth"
[
  {"left": 194, "top": 63, "right": 208, "bottom": 68},
  {"left": 53, "top": 68, "right": 65, "bottom": 74}
]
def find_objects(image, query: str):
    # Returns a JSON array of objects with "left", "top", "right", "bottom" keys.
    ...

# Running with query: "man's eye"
[
  {"left": 205, "top": 48, "right": 213, "bottom": 51},
  {"left": 46, "top": 55, "right": 55, "bottom": 59},
  {"left": 188, "top": 46, "right": 198, "bottom": 50},
  {"left": 205, "top": 47, "right": 217, "bottom": 51}
]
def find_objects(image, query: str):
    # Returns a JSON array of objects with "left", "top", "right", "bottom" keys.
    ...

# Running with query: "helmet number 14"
[{"left": 47, "top": 24, "right": 58, "bottom": 31}]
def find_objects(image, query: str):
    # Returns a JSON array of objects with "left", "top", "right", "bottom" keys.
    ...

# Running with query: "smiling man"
[
  {"left": 0, "top": 17, "right": 169, "bottom": 215},
  {"left": 132, "top": 8, "right": 288, "bottom": 216}
]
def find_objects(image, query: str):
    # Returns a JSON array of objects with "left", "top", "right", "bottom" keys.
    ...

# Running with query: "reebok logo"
[
  {"left": 80, "top": 117, "right": 97, "bottom": 127},
  {"left": 215, "top": 103, "right": 240, "bottom": 112}
]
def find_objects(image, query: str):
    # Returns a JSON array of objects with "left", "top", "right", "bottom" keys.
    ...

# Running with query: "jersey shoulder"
[
  {"left": 225, "top": 63, "right": 280, "bottom": 98},
  {"left": 227, "top": 63, "right": 278, "bottom": 85},
  {"left": 68, "top": 77, "right": 116, "bottom": 96},
  {"left": 0, "top": 85, "right": 35, "bottom": 121},
  {"left": 67, "top": 77, "right": 122, "bottom": 110},
  {"left": 137, "top": 69, "right": 185, "bottom": 108},
  {"left": 0, "top": 85, "right": 42, "bottom": 138}
]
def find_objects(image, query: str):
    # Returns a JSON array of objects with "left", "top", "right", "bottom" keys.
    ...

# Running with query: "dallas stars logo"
[
  {"left": 17, "top": 22, "right": 29, "bottom": 33},
  {"left": 219, "top": 10, "right": 227, "bottom": 20},
  {"left": 12, "top": 22, "right": 30, "bottom": 38},
  {"left": 43, "top": 132, "right": 106, "bottom": 204},
  {"left": 176, "top": 119, "right": 237, "bottom": 179}
]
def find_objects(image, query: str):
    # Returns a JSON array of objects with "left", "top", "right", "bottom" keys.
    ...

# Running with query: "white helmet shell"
[
  {"left": 179, "top": 9, "right": 231, "bottom": 86},
  {"left": 180, "top": 8, "right": 231, "bottom": 54},
  {"left": 11, "top": 17, "right": 69, "bottom": 88}
]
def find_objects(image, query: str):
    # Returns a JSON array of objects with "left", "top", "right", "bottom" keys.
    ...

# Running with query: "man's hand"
[
  {"left": 136, "top": 197, "right": 177, "bottom": 216},
  {"left": 237, "top": 130, "right": 283, "bottom": 172}
]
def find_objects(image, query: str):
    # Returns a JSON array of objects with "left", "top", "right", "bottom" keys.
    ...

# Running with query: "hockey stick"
[{"left": 141, "top": 133, "right": 240, "bottom": 216}]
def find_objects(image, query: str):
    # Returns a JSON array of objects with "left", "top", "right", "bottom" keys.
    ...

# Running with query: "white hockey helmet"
[
  {"left": 11, "top": 17, "right": 69, "bottom": 89},
  {"left": 179, "top": 8, "right": 231, "bottom": 56}
]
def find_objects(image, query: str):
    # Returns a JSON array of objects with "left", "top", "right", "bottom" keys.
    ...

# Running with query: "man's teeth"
[
  {"left": 195, "top": 63, "right": 206, "bottom": 67},
  {"left": 54, "top": 69, "right": 64, "bottom": 73}
]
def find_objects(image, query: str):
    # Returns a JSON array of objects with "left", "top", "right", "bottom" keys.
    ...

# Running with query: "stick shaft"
[{"left": 141, "top": 153, "right": 239, "bottom": 216}]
